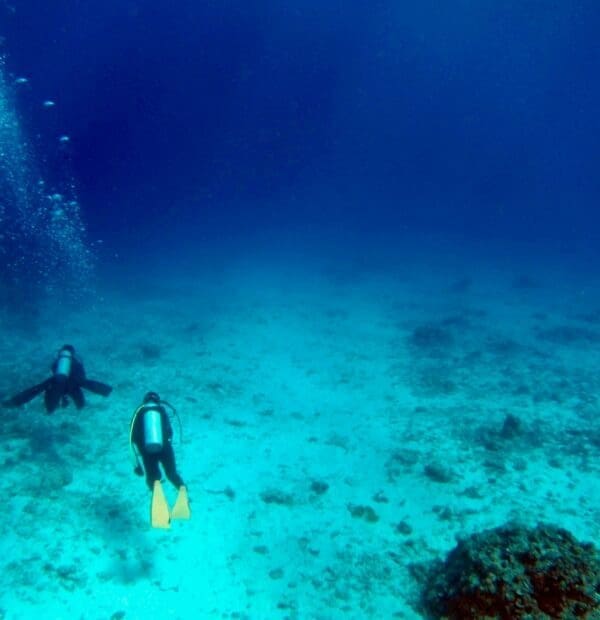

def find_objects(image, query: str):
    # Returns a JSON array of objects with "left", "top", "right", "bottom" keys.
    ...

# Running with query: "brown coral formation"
[{"left": 420, "top": 523, "right": 600, "bottom": 619}]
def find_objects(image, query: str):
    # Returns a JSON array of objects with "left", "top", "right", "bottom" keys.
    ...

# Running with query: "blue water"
[
  {"left": 1, "top": 2, "right": 600, "bottom": 618},
  {"left": 3, "top": 1, "right": 599, "bottom": 270}
]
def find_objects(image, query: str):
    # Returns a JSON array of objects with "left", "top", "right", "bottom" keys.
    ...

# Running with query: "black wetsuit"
[
  {"left": 3, "top": 355, "right": 112, "bottom": 414},
  {"left": 46, "top": 355, "right": 87, "bottom": 412},
  {"left": 132, "top": 405, "right": 185, "bottom": 491}
]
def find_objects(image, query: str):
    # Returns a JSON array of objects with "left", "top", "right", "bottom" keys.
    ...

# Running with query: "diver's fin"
[
  {"left": 171, "top": 485, "right": 191, "bottom": 520},
  {"left": 151, "top": 481, "right": 170, "bottom": 529},
  {"left": 81, "top": 379, "right": 112, "bottom": 397}
]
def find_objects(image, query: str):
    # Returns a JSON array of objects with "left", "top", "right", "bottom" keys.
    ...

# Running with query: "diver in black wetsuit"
[
  {"left": 2, "top": 344, "right": 112, "bottom": 413},
  {"left": 129, "top": 391, "right": 190, "bottom": 528},
  {"left": 130, "top": 391, "right": 185, "bottom": 489}
]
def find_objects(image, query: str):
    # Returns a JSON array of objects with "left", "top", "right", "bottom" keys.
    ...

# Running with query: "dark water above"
[{"left": 1, "top": 1, "right": 599, "bottom": 292}]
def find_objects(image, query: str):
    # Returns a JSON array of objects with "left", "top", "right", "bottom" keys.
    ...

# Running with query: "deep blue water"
[{"left": 1, "top": 1, "right": 600, "bottom": 284}]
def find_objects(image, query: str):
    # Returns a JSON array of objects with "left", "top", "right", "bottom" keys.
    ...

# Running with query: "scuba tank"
[
  {"left": 54, "top": 347, "right": 73, "bottom": 379},
  {"left": 142, "top": 405, "right": 164, "bottom": 453},
  {"left": 129, "top": 392, "right": 183, "bottom": 470}
]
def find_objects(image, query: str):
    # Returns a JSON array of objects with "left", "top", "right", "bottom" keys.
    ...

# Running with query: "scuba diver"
[
  {"left": 2, "top": 344, "right": 112, "bottom": 413},
  {"left": 129, "top": 391, "right": 190, "bottom": 529}
]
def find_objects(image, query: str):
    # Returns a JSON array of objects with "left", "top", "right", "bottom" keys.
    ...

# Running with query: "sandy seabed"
[{"left": 1, "top": 246, "right": 599, "bottom": 620}]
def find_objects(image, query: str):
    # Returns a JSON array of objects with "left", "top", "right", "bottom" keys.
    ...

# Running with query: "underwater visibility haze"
[{"left": 0, "top": 2, "right": 600, "bottom": 618}]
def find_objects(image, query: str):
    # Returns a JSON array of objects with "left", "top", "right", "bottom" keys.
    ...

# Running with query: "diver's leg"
[
  {"left": 163, "top": 443, "right": 190, "bottom": 519},
  {"left": 161, "top": 443, "right": 184, "bottom": 488},
  {"left": 140, "top": 453, "right": 161, "bottom": 491},
  {"left": 71, "top": 386, "right": 85, "bottom": 409},
  {"left": 44, "top": 379, "right": 63, "bottom": 413}
]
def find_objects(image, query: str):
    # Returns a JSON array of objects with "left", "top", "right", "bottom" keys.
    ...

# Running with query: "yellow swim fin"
[
  {"left": 171, "top": 485, "right": 191, "bottom": 520},
  {"left": 151, "top": 480, "right": 171, "bottom": 529}
]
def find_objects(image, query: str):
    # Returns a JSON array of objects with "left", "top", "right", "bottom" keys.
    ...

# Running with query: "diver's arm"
[
  {"left": 162, "top": 409, "right": 174, "bottom": 440},
  {"left": 70, "top": 359, "right": 86, "bottom": 383},
  {"left": 80, "top": 379, "right": 112, "bottom": 396},
  {"left": 129, "top": 410, "right": 145, "bottom": 476},
  {"left": 2, "top": 379, "right": 52, "bottom": 407}
]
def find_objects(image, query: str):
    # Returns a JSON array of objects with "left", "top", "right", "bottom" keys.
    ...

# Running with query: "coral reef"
[
  {"left": 259, "top": 488, "right": 295, "bottom": 506},
  {"left": 419, "top": 522, "right": 600, "bottom": 619},
  {"left": 424, "top": 462, "right": 455, "bottom": 483},
  {"left": 347, "top": 503, "right": 379, "bottom": 523},
  {"left": 310, "top": 480, "right": 329, "bottom": 495},
  {"left": 410, "top": 324, "right": 455, "bottom": 353}
]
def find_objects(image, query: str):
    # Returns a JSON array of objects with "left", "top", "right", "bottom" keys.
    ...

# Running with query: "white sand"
[{"left": 1, "top": 238, "right": 599, "bottom": 619}]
